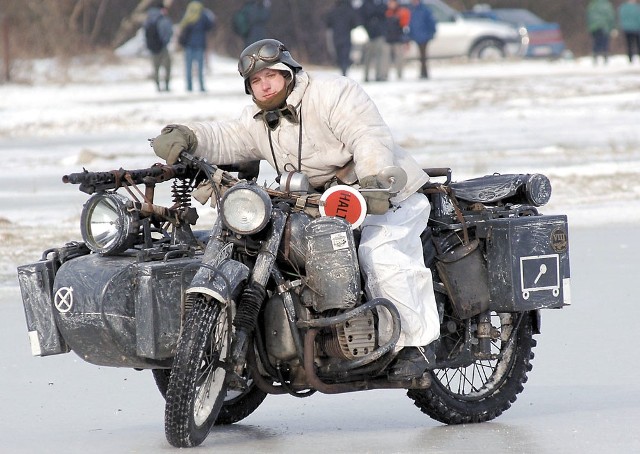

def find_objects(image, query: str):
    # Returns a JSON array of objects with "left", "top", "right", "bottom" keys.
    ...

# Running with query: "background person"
[
  {"left": 244, "top": 0, "right": 272, "bottom": 47},
  {"left": 143, "top": 1, "right": 173, "bottom": 92},
  {"left": 179, "top": 0, "right": 215, "bottom": 92},
  {"left": 408, "top": 0, "right": 436, "bottom": 79},
  {"left": 383, "top": 0, "right": 411, "bottom": 81},
  {"left": 587, "top": 0, "right": 616, "bottom": 65},
  {"left": 359, "top": 0, "right": 389, "bottom": 82},
  {"left": 151, "top": 39, "right": 441, "bottom": 380},
  {"left": 618, "top": 0, "right": 640, "bottom": 63},
  {"left": 325, "top": 0, "right": 360, "bottom": 76}
]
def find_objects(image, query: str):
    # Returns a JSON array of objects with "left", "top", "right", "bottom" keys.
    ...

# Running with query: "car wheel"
[{"left": 469, "top": 38, "right": 505, "bottom": 60}]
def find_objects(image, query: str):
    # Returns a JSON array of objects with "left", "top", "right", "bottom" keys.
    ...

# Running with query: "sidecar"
[{"left": 17, "top": 242, "right": 200, "bottom": 368}]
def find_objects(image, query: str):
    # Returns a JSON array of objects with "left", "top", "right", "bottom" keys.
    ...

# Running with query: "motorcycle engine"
[
  {"left": 318, "top": 309, "right": 377, "bottom": 360},
  {"left": 277, "top": 211, "right": 311, "bottom": 269}
]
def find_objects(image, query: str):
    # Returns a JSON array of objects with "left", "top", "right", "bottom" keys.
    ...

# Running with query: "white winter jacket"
[{"left": 186, "top": 71, "right": 429, "bottom": 202}]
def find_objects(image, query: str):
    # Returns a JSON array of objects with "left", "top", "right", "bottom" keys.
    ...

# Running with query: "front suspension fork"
[{"left": 229, "top": 208, "right": 288, "bottom": 374}]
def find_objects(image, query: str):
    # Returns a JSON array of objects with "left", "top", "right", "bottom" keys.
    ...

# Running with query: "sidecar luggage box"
[
  {"left": 49, "top": 253, "right": 201, "bottom": 368},
  {"left": 480, "top": 214, "right": 571, "bottom": 312},
  {"left": 19, "top": 251, "right": 201, "bottom": 367},
  {"left": 18, "top": 259, "right": 70, "bottom": 356}
]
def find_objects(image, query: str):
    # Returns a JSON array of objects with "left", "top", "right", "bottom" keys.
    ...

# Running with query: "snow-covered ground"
[
  {"left": 0, "top": 51, "right": 639, "bottom": 285},
  {"left": 1, "top": 50, "right": 640, "bottom": 452}
]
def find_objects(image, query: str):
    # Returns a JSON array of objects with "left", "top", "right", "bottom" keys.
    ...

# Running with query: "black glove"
[
  {"left": 359, "top": 175, "right": 391, "bottom": 215},
  {"left": 151, "top": 124, "right": 198, "bottom": 165}
]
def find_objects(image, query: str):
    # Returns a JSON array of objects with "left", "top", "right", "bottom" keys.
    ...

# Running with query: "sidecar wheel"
[
  {"left": 407, "top": 311, "right": 536, "bottom": 424},
  {"left": 164, "top": 298, "right": 231, "bottom": 448},
  {"left": 152, "top": 369, "right": 267, "bottom": 425}
]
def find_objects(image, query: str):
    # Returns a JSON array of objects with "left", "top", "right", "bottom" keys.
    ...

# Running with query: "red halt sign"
[{"left": 319, "top": 185, "right": 367, "bottom": 228}]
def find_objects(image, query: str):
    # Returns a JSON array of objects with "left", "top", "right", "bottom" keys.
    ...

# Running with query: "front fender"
[{"left": 186, "top": 258, "right": 250, "bottom": 303}]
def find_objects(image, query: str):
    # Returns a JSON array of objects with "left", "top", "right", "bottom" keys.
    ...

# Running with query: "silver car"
[{"left": 352, "top": 0, "right": 526, "bottom": 60}]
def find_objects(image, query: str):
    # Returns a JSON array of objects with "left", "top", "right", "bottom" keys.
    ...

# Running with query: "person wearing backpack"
[
  {"left": 143, "top": 1, "right": 173, "bottom": 92},
  {"left": 233, "top": 0, "right": 271, "bottom": 47}
]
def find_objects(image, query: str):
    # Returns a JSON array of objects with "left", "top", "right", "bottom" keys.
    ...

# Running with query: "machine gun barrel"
[{"left": 62, "top": 163, "right": 190, "bottom": 194}]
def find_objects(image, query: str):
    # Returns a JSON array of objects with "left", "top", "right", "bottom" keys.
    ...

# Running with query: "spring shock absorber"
[{"left": 171, "top": 177, "right": 192, "bottom": 210}]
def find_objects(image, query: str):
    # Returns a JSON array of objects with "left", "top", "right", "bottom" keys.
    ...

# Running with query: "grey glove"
[
  {"left": 359, "top": 175, "right": 391, "bottom": 215},
  {"left": 151, "top": 124, "right": 198, "bottom": 165}
]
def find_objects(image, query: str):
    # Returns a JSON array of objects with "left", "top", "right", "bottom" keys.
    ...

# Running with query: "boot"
[{"left": 388, "top": 344, "right": 436, "bottom": 381}]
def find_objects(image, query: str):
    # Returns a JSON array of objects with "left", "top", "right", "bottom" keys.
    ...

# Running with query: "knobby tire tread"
[
  {"left": 408, "top": 314, "right": 536, "bottom": 425},
  {"left": 164, "top": 300, "right": 222, "bottom": 447}
]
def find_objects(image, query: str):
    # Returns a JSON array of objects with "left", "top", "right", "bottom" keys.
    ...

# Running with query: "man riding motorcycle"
[{"left": 151, "top": 38, "right": 439, "bottom": 380}]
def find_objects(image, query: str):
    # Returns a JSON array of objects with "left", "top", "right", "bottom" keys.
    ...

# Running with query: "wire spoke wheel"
[
  {"left": 152, "top": 368, "right": 267, "bottom": 426},
  {"left": 164, "top": 296, "right": 231, "bottom": 448},
  {"left": 408, "top": 311, "right": 536, "bottom": 424}
]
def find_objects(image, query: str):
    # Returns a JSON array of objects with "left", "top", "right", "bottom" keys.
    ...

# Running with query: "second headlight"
[
  {"left": 220, "top": 183, "right": 272, "bottom": 235},
  {"left": 80, "top": 192, "right": 140, "bottom": 255}
]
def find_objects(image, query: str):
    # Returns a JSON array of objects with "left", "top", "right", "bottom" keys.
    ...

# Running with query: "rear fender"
[{"left": 531, "top": 309, "right": 541, "bottom": 334}]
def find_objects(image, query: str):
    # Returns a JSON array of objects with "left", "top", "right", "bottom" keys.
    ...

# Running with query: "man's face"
[{"left": 249, "top": 68, "right": 286, "bottom": 103}]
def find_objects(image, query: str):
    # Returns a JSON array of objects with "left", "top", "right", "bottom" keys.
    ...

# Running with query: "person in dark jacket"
[
  {"left": 241, "top": 0, "right": 271, "bottom": 47},
  {"left": 325, "top": 0, "right": 360, "bottom": 76},
  {"left": 618, "top": 0, "right": 640, "bottom": 63},
  {"left": 360, "top": 0, "right": 388, "bottom": 82},
  {"left": 408, "top": 0, "right": 436, "bottom": 79},
  {"left": 587, "top": 0, "right": 616, "bottom": 65},
  {"left": 179, "top": 1, "right": 215, "bottom": 92},
  {"left": 143, "top": 1, "right": 173, "bottom": 91}
]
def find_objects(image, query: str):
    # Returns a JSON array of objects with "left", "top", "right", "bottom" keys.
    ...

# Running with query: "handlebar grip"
[{"left": 424, "top": 168, "right": 451, "bottom": 178}]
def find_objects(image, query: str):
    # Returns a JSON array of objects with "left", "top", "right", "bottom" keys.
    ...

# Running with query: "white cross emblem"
[{"left": 54, "top": 287, "right": 74, "bottom": 313}]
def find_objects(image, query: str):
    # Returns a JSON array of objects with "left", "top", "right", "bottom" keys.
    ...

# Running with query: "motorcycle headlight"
[
  {"left": 524, "top": 174, "right": 552, "bottom": 207},
  {"left": 220, "top": 183, "right": 272, "bottom": 235},
  {"left": 80, "top": 192, "right": 140, "bottom": 255}
]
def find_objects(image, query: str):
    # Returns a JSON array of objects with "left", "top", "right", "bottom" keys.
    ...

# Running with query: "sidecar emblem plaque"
[
  {"left": 319, "top": 185, "right": 367, "bottom": 229},
  {"left": 519, "top": 254, "right": 560, "bottom": 300},
  {"left": 54, "top": 287, "right": 74, "bottom": 313},
  {"left": 550, "top": 227, "right": 568, "bottom": 253}
]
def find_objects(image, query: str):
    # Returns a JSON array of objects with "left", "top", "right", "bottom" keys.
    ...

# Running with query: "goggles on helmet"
[{"left": 238, "top": 42, "right": 286, "bottom": 78}]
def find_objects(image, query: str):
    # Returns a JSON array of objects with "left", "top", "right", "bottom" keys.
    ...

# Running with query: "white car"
[{"left": 352, "top": 0, "right": 526, "bottom": 61}]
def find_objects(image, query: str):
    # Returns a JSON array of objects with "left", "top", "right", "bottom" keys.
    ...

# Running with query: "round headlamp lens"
[
  {"left": 80, "top": 193, "right": 138, "bottom": 254},
  {"left": 221, "top": 184, "right": 271, "bottom": 235}
]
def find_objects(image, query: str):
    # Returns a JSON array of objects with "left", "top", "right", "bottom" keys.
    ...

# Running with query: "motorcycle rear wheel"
[
  {"left": 407, "top": 311, "right": 536, "bottom": 424},
  {"left": 164, "top": 297, "right": 231, "bottom": 447},
  {"left": 152, "top": 369, "right": 267, "bottom": 425}
]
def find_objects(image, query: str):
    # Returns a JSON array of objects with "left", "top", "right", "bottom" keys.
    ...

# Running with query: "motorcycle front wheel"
[
  {"left": 407, "top": 311, "right": 536, "bottom": 424},
  {"left": 152, "top": 369, "right": 267, "bottom": 425},
  {"left": 164, "top": 296, "right": 231, "bottom": 448}
]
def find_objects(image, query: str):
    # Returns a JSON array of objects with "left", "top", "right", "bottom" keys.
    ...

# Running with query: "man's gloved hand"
[
  {"left": 359, "top": 175, "right": 391, "bottom": 215},
  {"left": 151, "top": 124, "right": 198, "bottom": 165}
]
